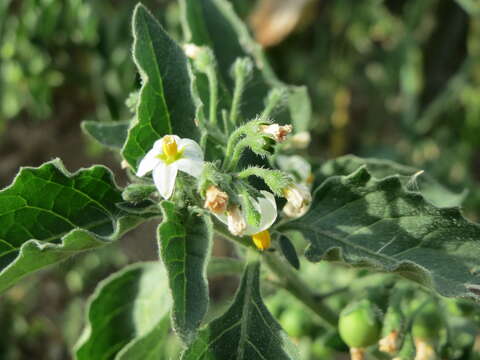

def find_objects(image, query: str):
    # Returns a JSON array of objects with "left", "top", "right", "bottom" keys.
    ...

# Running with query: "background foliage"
[{"left": 1, "top": 0, "right": 480, "bottom": 359}]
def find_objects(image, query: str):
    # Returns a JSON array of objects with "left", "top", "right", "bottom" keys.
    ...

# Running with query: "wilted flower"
[
  {"left": 379, "top": 331, "right": 399, "bottom": 354},
  {"left": 204, "top": 185, "right": 229, "bottom": 214},
  {"left": 260, "top": 124, "right": 292, "bottom": 142},
  {"left": 215, "top": 191, "right": 277, "bottom": 250},
  {"left": 290, "top": 131, "right": 311, "bottom": 149},
  {"left": 226, "top": 205, "right": 247, "bottom": 236},
  {"left": 283, "top": 184, "right": 312, "bottom": 218},
  {"left": 136, "top": 135, "right": 204, "bottom": 199}
]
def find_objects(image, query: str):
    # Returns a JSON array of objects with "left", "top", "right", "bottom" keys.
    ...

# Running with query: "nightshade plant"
[{"left": 2, "top": 1, "right": 480, "bottom": 359}]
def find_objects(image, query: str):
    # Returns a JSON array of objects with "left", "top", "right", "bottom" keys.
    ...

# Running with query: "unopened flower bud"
[
  {"left": 260, "top": 124, "right": 293, "bottom": 142},
  {"left": 204, "top": 185, "right": 229, "bottom": 214},
  {"left": 379, "top": 331, "right": 399, "bottom": 354},
  {"left": 183, "top": 43, "right": 201, "bottom": 59},
  {"left": 251, "top": 230, "right": 271, "bottom": 251},
  {"left": 290, "top": 131, "right": 311, "bottom": 149},
  {"left": 227, "top": 205, "right": 247, "bottom": 236},
  {"left": 283, "top": 184, "right": 312, "bottom": 218}
]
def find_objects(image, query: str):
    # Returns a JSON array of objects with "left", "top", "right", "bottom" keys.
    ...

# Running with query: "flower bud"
[
  {"left": 260, "top": 124, "right": 293, "bottom": 142},
  {"left": 204, "top": 185, "right": 229, "bottom": 214},
  {"left": 290, "top": 131, "right": 311, "bottom": 149},
  {"left": 282, "top": 184, "right": 312, "bottom": 218},
  {"left": 183, "top": 43, "right": 201, "bottom": 59},
  {"left": 251, "top": 230, "right": 271, "bottom": 251},
  {"left": 227, "top": 205, "right": 247, "bottom": 236}
]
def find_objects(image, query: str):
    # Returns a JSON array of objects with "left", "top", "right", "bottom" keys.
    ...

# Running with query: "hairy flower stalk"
[
  {"left": 204, "top": 185, "right": 229, "bottom": 214},
  {"left": 283, "top": 184, "right": 312, "bottom": 218},
  {"left": 136, "top": 135, "right": 204, "bottom": 199}
]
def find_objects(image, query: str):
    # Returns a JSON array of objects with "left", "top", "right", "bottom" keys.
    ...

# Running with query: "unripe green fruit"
[
  {"left": 412, "top": 303, "right": 444, "bottom": 342},
  {"left": 279, "top": 310, "right": 303, "bottom": 338},
  {"left": 311, "top": 338, "right": 333, "bottom": 359},
  {"left": 338, "top": 300, "right": 382, "bottom": 348}
]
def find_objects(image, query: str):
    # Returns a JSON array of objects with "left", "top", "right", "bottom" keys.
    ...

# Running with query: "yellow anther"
[
  {"left": 158, "top": 136, "right": 183, "bottom": 164},
  {"left": 252, "top": 230, "right": 271, "bottom": 251},
  {"left": 162, "top": 136, "right": 178, "bottom": 157}
]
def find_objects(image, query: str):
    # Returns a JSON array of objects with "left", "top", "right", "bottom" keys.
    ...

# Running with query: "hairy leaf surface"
[
  {"left": 158, "top": 201, "right": 212, "bottom": 344},
  {"left": 122, "top": 4, "right": 199, "bottom": 170},
  {"left": 82, "top": 121, "right": 130, "bottom": 149},
  {"left": 182, "top": 261, "right": 300, "bottom": 359},
  {"left": 0, "top": 159, "right": 148, "bottom": 292},
  {"left": 75, "top": 262, "right": 172, "bottom": 360},
  {"left": 315, "top": 155, "right": 466, "bottom": 208},
  {"left": 288, "top": 167, "right": 480, "bottom": 300}
]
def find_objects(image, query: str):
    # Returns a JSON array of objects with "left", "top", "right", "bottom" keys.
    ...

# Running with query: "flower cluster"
[{"left": 136, "top": 124, "right": 311, "bottom": 251}]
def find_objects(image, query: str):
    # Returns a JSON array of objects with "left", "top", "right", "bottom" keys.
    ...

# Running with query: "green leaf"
[
  {"left": 279, "top": 235, "right": 300, "bottom": 270},
  {"left": 182, "top": 261, "right": 300, "bottom": 359},
  {"left": 0, "top": 159, "right": 149, "bottom": 293},
  {"left": 75, "top": 262, "right": 172, "bottom": 360},
  {"left": 180, "top": 0, "right": 311, "bottom": 131},
  {"left": 158, "top": 201, "right": 212, "bottom": 344},
  {"left": 122, "top": 4, "right": 199, "bottom": 170},
  {"left": 115, "top": 317, "right": 171, "bottom": 360},
  {"left": 315, "top": 155, "right": 466, "bottom": 208},
  {"left": 287, "top": 167, "right": 480, "bottom": 301},
  {"left": 82, "top": 120, "right": 130, "bottom": 149}
]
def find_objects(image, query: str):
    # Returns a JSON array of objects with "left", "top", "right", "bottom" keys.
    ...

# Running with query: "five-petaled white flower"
[{"left": 136, "top": 135, "right": 204, "bottom": 199}]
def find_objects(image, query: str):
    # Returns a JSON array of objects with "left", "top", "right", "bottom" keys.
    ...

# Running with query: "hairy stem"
[
  {"left": 264, "top": 252, "right": 339, "bottom": 328},
  {"left": 206, "top": 68, "right": 218, "bottom": 126}
]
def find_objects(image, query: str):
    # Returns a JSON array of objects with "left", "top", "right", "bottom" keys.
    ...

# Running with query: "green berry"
[{"left": 338, "top": 300, "right": 382, "bottom": 348}]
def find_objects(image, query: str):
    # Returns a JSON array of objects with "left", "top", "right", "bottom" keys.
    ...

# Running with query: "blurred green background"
[{"left": 1, "top": 0, "right": 480, "bottom": 359}]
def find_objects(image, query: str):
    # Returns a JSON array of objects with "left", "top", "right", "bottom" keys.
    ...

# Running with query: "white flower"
[
  {"left": 136, "top": 135, "right": 204, "bottom": 199},
  {"left": 283, "top": 184, "right": 312, "bottom": 218},
  {"left": 215, "top": 191, "right": 277, "bottom": 237}
]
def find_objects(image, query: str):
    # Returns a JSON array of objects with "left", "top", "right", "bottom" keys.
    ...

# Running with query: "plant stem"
[
  {"left": 263, "top": 252, "right": 339, "bottom": 328},
  {"left": 230, "top": 72, "right": 244, "bottom": 127},
  {"left": 206, "top": 68, "right": 218, "bottom": 126}
]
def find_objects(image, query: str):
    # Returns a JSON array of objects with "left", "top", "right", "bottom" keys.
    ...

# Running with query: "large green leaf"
[
  {"left": 158, "top": 201, "right": 212, "bottom": 344},
  {"left": 182, "top": 261, "right": 300, "bottom": 359},
  {"left": 82, "top": 120, "right": 131, "bottom": 150},
  {"left": 286, "top": 167, "right": 480, "bottom": 301},
  {"left": 0, "top": 159, "right": 148, "bottom": 293},
  {"left": 122, "top": 4, "right": 199, "bottom": 170},
  {"left": 75, "top": 262, "right": 172, "bottom": 360},
  {"left": 315, "top": 155, "right": 466, "bottom": 208},
  {"left": 180, "top": 0, "right": 311, "bottom": 130}
]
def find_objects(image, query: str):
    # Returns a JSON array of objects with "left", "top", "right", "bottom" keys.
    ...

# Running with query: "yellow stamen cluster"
[
  {"left": 252, "top": 230, "right": 271, "bottom": 251},
  {"left": 158, "top": 136, "right": 183, "bottom": 164}
]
